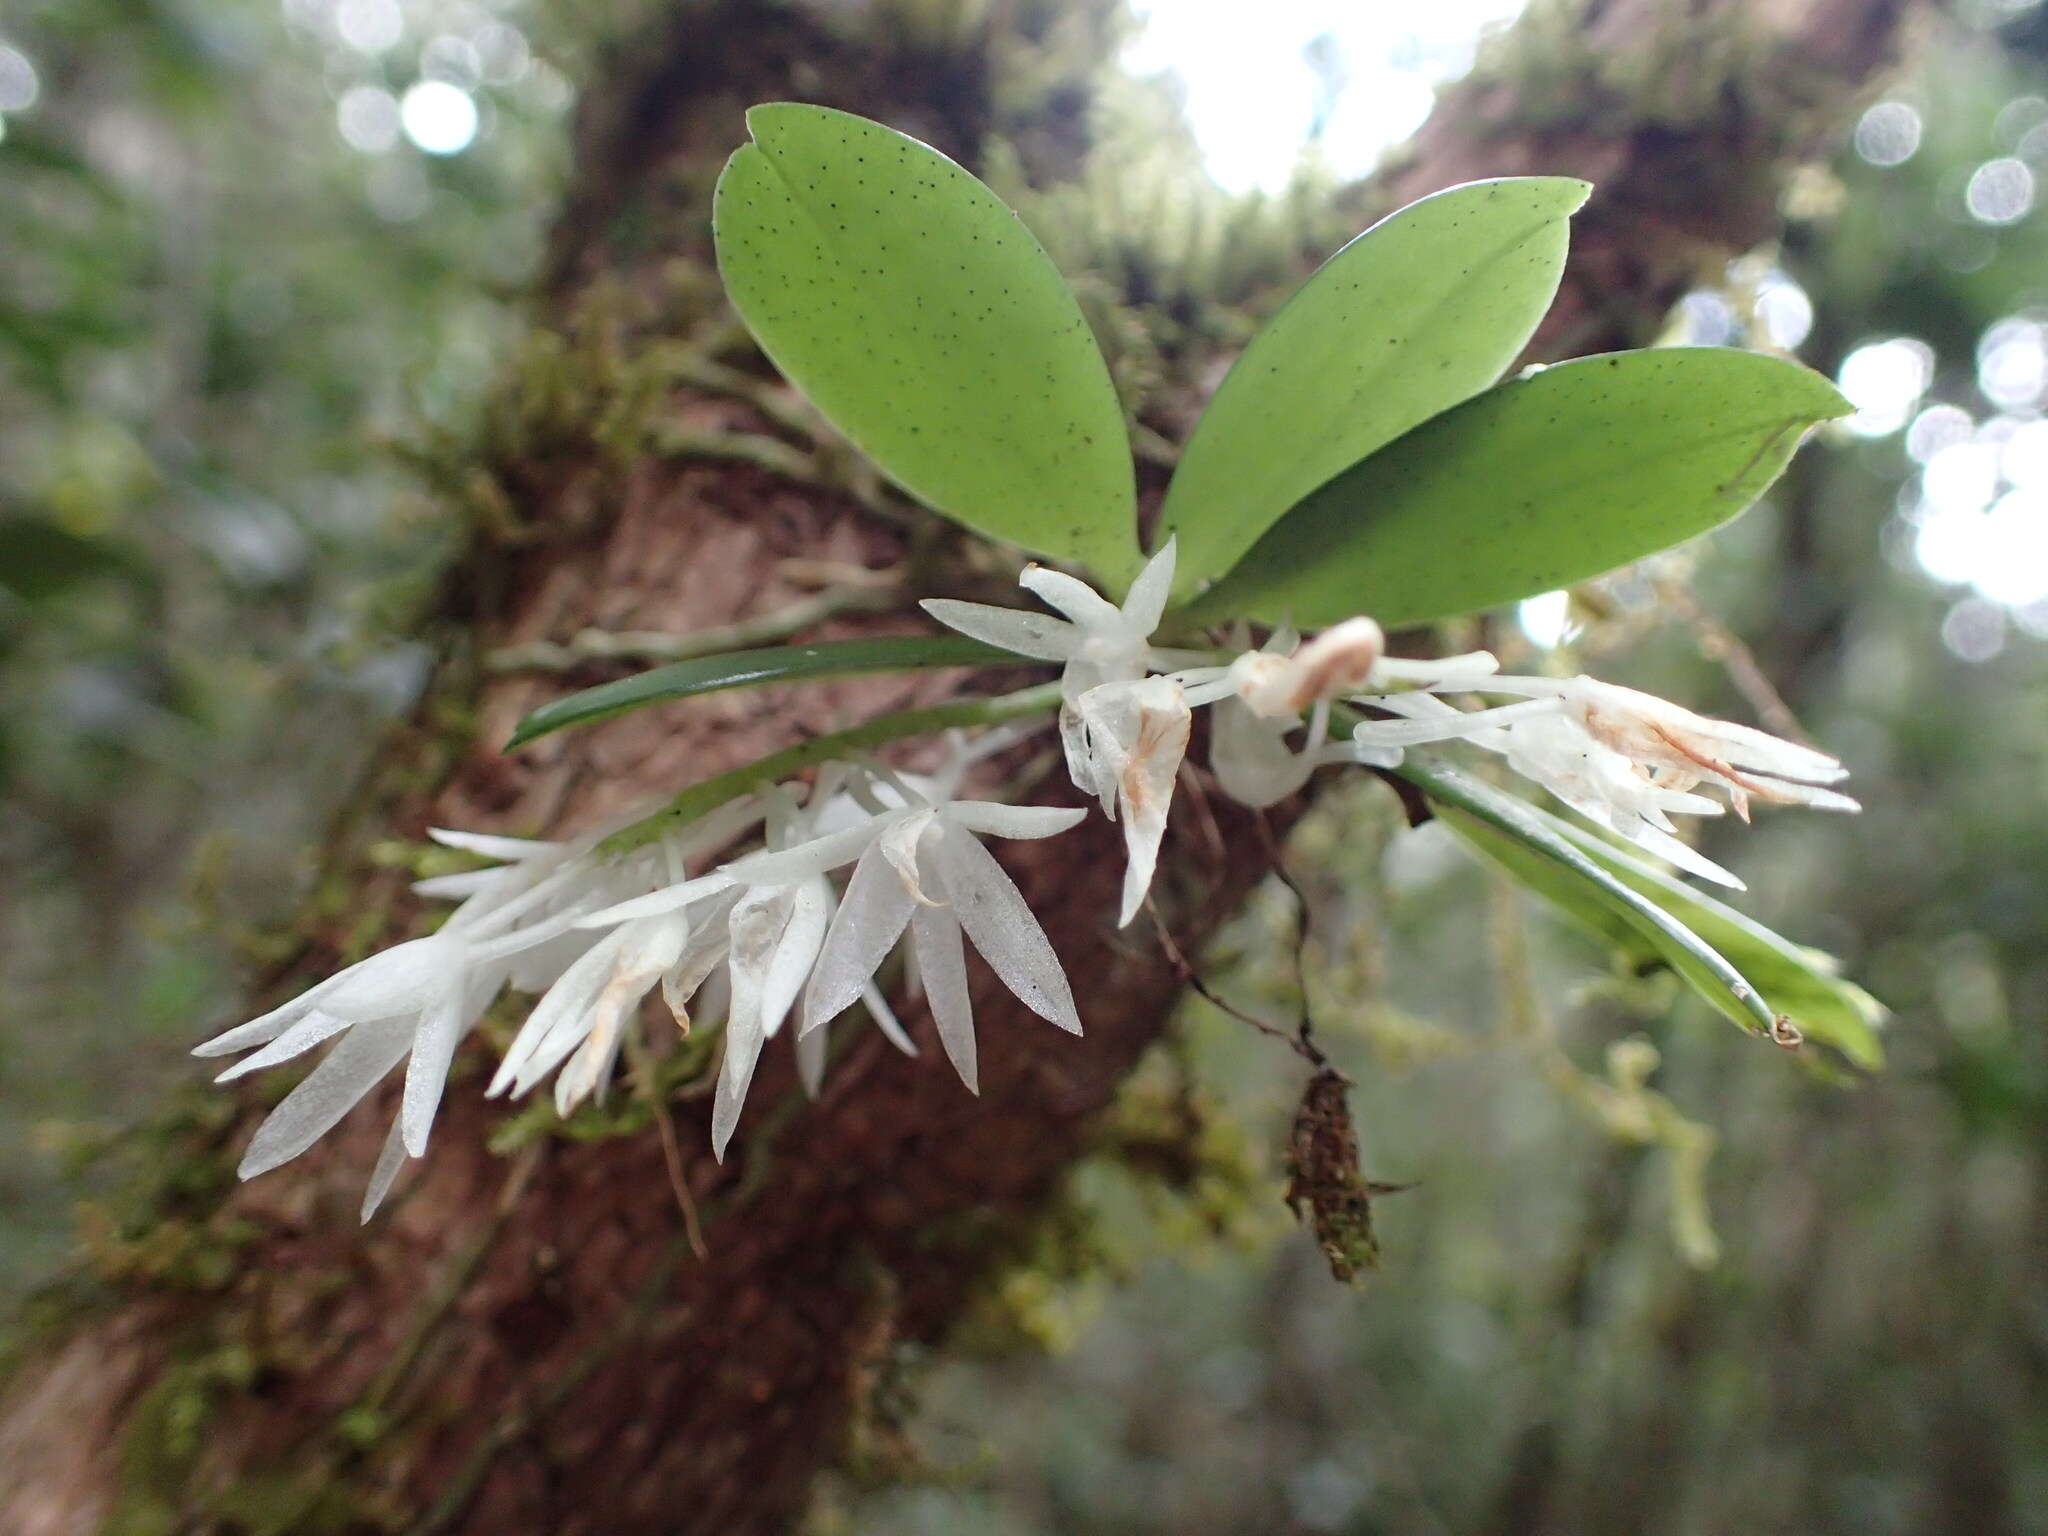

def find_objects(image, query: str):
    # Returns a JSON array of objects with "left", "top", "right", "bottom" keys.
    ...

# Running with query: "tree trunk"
[{"left": 0, "top": 1, "right": 1914, "bottom": 1532}]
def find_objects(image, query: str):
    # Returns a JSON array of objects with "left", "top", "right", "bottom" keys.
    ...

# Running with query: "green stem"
[{"left": 599, "top": 682, "right": 1064, "bottom": 854}]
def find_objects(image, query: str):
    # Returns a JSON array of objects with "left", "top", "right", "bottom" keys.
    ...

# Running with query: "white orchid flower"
[
  {"left": 797, "top": 795, "right": 1086, "bottom": 1096},
  {"left": 1348, "top": 674, "right": 1858, "bottom": 888},
  {"left": 1482, "top": 675, "right": 1859, "bottom": 820},
  {"left": 922, "top": 538, "right": 1179, "bottom": 793},
  {"left": 198, "top": 803, "right": 762, "bottom": 1216},
  {"left": 196, "top": 923, "right": 529, "bottom": 1219},
  {"left": 1071, "top": 675, "right": 1192, "bottom": 925}
]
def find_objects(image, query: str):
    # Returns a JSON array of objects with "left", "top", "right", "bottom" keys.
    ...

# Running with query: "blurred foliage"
[
  {"left": 7, "top": 0, "right": 2048, "bottom": 1532},
  {"left": 0, "top": 0, "right": 572, "bottom": 1284}
]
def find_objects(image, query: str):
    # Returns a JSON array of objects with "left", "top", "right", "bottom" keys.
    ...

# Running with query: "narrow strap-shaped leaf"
[
  {"left": 1188, "top": 348, "right": 1851, "bottom": 628},
  {"left": 1396, "top": 757, "right": 1779, "bottom": 1039},
  {"left": 1538, "top": 809, "right": 1885, "bottom": 1066},
  {"left": 507, "top": 635, "right": 1026, "bottom": 748},
  {"left": 714, "top": 104, "right": 1140, "bottom": 583},
  {"left": 1158, "top": 177, "right": 1588, "bottom": 595}
]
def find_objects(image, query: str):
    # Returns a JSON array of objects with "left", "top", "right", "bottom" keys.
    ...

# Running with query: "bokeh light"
[
  {"left": 0, "top": 42, "right": 39, "bottom": 115},
  {"left": 333, "top": 0, "right": 403, "bottom": 56},
  {"left": 1756, "top": 272, "right": 1814, "bottom": 350},
  {"left": 1966, "top": 156, "right": 2034, "bottom": 223},
  {"left": 336, "top": 84, "right": 400, "bottom": 154},
  {"left": 1975, "top": 315, "right": 2046, "bottom": 407},
  {"left": 1853, "top": 100, "right": 1923, "bottom": 165},
  {"left": 400, "top": 79, "right": 477, "bottom": 155},
  {"left": 1836, "top": 336, "right": 1934, "bottom": 436}
]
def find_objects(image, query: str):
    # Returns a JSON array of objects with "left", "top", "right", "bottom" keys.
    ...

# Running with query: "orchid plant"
[{"left": 200, "top": 104, "right": 1884, "bottom": 1223}]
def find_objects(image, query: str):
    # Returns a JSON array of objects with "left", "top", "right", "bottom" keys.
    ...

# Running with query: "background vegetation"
[{"left": 4, "top": 1, "right": 2045, "bottom": 1530}]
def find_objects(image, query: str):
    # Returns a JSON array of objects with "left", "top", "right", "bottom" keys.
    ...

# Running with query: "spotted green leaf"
[
  {"left": 714, "top": 104, "right": 1138, "bottom": 583},
  {"left": 1158, "top": 177, "right": 1589, "bottom": 595},
  {"left": 505, "top": 635, "right": 1025, "bottom": 749},
  {"left": 1188, "top": 348, "right": 1852, "bottom": 628}
]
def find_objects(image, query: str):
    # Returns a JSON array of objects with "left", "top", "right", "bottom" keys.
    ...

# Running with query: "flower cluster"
[{"left": 200, "top": 541, "right": 1856, "bottom": 1214}]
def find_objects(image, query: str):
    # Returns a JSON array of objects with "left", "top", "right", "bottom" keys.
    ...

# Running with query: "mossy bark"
[{"left": 0, "top": 1, "right": 1914, "bottom": 1532}]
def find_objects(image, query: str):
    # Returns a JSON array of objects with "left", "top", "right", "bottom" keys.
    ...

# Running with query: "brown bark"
[{"left": 0, "top": 1, "right": 1916, "bottom": 1532}]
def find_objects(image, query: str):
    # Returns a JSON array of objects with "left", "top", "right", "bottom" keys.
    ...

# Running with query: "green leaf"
[
  {"left": 1399, "top": 758, "right": 1776, "bottom": 1038},
  {"left": 1539, "top": 811, "right": 1886, "bottom": 1067},
  {"left": 714, "top": 104, "right": 1138, "bottom": 582},
  {"left": 1411, "top": 760, "right": 1884, "bottom": 1066},
  {"left": 506, "top": 635, "right": 1027, "bottom": 749},
  {"left": 1187, "top": 348, "right": 1851, "bottom": 628},
  {"left": 1158, "top": 177, "right": 1589, "bottom": 594}
]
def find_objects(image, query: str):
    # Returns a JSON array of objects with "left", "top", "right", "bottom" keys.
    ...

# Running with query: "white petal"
[
  {"left": 796, "top": 1018, "right": 828, "bottom": 1099},
  {"left": 1617, "top": 819, "right": 1746, "bottom": 889},
  {"left": 919, "top": 599, "right": 1077, "bottom": 661},
  {"left": 862, "top": 981, "right": 918, "bottom": 1056},
  {"left": 574, "top": 871, "right": 734, "bottom": 929},
  {"left": 1368, "top": 651, "right": 1501, "bottom": 688},
  {"left": 489, "top": 930, "right": 623, "bottom": 1096},
  {"left": 555, "top": 991, "right": 632, "bottom": 1113},
  {"left": 360, "top": 1117, "right": 409, "bottom": 1223},
  {"left": 456, "top": 860, "right": 600, "bottom": 940},
  {"left": 1116, "top": 705, "right": 1189, "bottom": 926},
  {"left": 801, "top": 840, "right": 918, "bottom": 1033},
  {"left": 428, "top": 828, "right": 557, "bottom": 861},
  {"left": 1211, "top": 698, "right": 1315, "bottom": 810},
  {"left": 503, "top": 926, "right": 604, "bottom": 995},
  {"left": 1122, "top": 535, "right": 1177, "bottom": 636},
  {"left": 759, "top": 878, "right": 832, "bottom": 1038},
  {"left": 711, "top": 1008, "right": 766, "bottom": 1162},
  {"left": 723, "top": 815, "right": 905, "bottom": 888},
  {"left": 925, "top": 824, "right": 1081, "bottom": 1034},
  {"left": 1757, "top": 780, "right": 1860, "bottom": 812},
  {"left": 910, "top": 881, "right": 977, "bottom": 1093},
  {"left": 194, "top": 972, "right": 347, "bottom": 1057},
  {"left": 237, "top": 1013, "right": 413, "bottom": 1179},
  {"left": 1018, "top": 565, "right": 1121, "bottom": 630},
  {"left": 412, "top": 868, "right": 510, "bottom": 900},
  {"left": 661, "top": 934, "right": 730, "bottom": 1027},
  {"left": 878, "top": 810, "right": 937, "bottom": 899},
  {"left": 944, "top": 802, "right": 1088, "bottom": 841},
  {"left": 1348, "top": 698, "right": 1558, "bottom": 747},
  {"left": 1058, "top": 701, "right": 1109, "bottom": 807},
  {"left": 213, "top": 1010, "right": 353, "bottom": 1083},
  {"left": 1076, "top": 678, "right": 1190, "bottom": 923},
  {"left": 728, "top": 887, "right": 795, "bottom": 1027},
  {"left": 400, "top": 994, "right": 470, "bottom": 1158}
]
